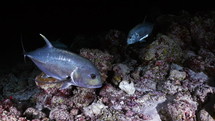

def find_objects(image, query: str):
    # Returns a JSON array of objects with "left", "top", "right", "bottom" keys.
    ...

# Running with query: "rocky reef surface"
[{"left": 0, "top": 11, "right": 215, "bottom": 121}]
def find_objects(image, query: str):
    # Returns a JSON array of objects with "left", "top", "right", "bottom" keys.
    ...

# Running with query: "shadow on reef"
[
  {"left": 204, "top": 94, "right": 215, "bottom": 119},
  {"left": 196, "top": 93, "right": 215, "bottom": 120}
]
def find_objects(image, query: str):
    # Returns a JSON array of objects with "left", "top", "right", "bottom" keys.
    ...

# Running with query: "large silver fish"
[
  {"left": 127, "top": 22, "right": 153, "bottom": 45},
  {"left": 25, "top": 34, "right": 102, "bottom": 89}
]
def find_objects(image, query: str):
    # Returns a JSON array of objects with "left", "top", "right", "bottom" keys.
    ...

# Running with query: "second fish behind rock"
[{"left": 127, "top": 22, "right": 154, "bottom": 45}]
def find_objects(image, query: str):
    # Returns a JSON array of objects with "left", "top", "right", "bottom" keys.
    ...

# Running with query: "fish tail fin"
[{"left": 20, "top": 33, "right": 27, "bottom": 63}]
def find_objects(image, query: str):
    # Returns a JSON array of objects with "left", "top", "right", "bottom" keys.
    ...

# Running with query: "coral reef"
[
  {"left": 140, "top": 34, "right": 183, "bottom": 63},
  {"left": 0, "top": 98, "right": 28, "bottom": 121},
  {"left": 104, "top": 29, "right": 127, "bottom": 62},
  {"left": 80, "top": 48, "right": 114, "bottom": 82},
  {"left": 158, "top": 92, "right": 197, "bottom": 121},
  {"left": 1, "top": 10, "right": 215, "bottom": 120}
]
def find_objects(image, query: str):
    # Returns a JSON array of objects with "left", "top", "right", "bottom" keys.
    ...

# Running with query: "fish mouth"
[
  {"left": 74, "top": 79, "right": 103, "bottom": 88},
  {"left": 84, "top": 83, "right": 103, "bottom": 88}
]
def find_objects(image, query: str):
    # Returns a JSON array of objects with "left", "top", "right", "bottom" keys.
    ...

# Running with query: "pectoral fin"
[
  {"left": 60, "top": 67, "right": 79, "bottom": 89},
  {"left": 139, "top": 34, "right": 148, "bottom": 41},
  {"left": 60, "top": 82, "right": 73, "bottom": 89}
]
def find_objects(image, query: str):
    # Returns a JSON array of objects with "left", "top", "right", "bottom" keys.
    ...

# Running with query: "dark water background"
[{"left": 0, "top": 0, "right": 214, "bottom": 71}]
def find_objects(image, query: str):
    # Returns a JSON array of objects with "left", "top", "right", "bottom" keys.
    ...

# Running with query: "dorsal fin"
[
  {"left": 39, "top": 33, "right": 53, "bottom": 48},
  {"left": 143, "top": 16, "right": 147, "bottom": 23}
]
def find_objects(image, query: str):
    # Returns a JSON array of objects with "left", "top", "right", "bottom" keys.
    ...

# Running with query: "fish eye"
[
  {"left": 66, "top": 76, "right": 71, "bottom": 79},
  {"left": 90, "top": 74, "right": 96, "bottom": 79}
]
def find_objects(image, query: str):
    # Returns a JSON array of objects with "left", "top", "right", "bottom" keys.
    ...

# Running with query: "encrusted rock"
[
  {"left": 119, "top": 80, "right": 135, "bottom": 95},
  {"left": 169, "top": 70, "right": 186, "bottom": 81},
  {"left": 198, "top": 109, "right": 215, "bottom": 121},
  {"left": 83, "top": 100, "right": 107, "bottom": 118},
  {"left": 49, "top": 105, "right": 72, "bottom": 121},
  {"left": 158, "top": 92, "right": 197, "bottom": 121},
  {"left": 24, "top": 107, "right": 46, "bottom": 119},
  {"left": 80, "top": 49, "right": 114, "bottom": 81},
  {"left": 141, "top": 35, "right": 183, "bottom": 63}
]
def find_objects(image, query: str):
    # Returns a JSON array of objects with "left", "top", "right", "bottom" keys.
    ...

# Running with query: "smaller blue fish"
[{"left": 127, "top": 22, "right": 153, "bottom": 45}]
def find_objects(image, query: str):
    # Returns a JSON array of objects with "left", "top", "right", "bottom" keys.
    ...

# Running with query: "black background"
[{"left": 1, "top": 0, "right": 214, "bottom": 69}]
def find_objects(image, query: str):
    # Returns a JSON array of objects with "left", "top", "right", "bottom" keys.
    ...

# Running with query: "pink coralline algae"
[
  {"left": 23, "top": 107, "right": 46, "bottom": 120},
  {"left": 49, "top": 105, "right": 72, "bottom": 121},
  {"left": 140, "top": 34, "right": 183, "bottom": 63},
  {"left": 132, "top": 60, "right": 170, "bottom": 92},
  {"left": 186, "top": 48, "right": 215, "bottom": 77},
  {"left": 104, "top": 29, "right": 127, "bottom": 62},
  {"left": 158, "top": 92, "right": 197, "bottom": 121},
  {"left": 80, "top": 48, "right": 114, "bottom": 81},
  {"left": 112, "top": 63, "right": 132, "bottom": 86},
  {"left": 189, "top": 15, "right": 215, "bottom": 53},
  {"left": 99, "top": 84, "right": 166, "bottom": 120},
  {"left": 0, "top": 99, "right": 26, "bottom": 121},
  {"left": 167, "top": 21, "right": 192, "bottom": 50}
]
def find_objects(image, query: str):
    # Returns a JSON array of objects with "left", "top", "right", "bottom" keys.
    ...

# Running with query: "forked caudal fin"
[
  {"left": 39, "top": 33, "right": 53, "bottom": 48},
  {"left": 21, "top": 33, "right": 53, "bottom": 62},
  {"left": 20, "top": 33, "right": 27, "bottom": 63}
]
